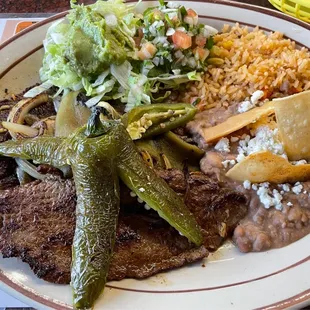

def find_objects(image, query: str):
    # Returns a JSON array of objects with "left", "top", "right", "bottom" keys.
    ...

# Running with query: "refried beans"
[{"left": 188, "top": 103, "right": 310, "bottom": 253}]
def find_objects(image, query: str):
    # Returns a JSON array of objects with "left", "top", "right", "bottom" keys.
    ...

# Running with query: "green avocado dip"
[{"left": 65, "top": 5, "right": 133, "bottom": 77}]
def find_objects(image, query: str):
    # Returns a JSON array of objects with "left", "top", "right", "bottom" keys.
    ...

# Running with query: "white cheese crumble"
[
  {"left": 252, "top": 184, "right": 258, "bottom": 190},
  {"left": 278, "top": 183, "right": 290, "bottom": 192},
  {"left": 291, "top": 159, "right": 307, "bottom": 165},
  {"left": 139, "top": 187, "right": 145, "bottom": 192},
  {"left": 243, "top": 180, "right": 307, "bottom": 210},
  {"left": 237, "top": 90, "right": 265, "bottom": 113},
  {"left": 292, "top": 182, "right": 303, "bottom": 194},
  {"left": 243, "top": 180, "right": 251, "bottom": 190},
  {"left": 238, "top": 100, "right": 252, "bottom": 113},
  {"left": 214, "top": 138, "right": 230, "bottom": 153},
  {"left": 251, "top": 90, "right": 265, "bottom": 105},
  {"left": 237, "top": 126, "right": 286, "bottom": 162},
  {"left": 236, "top": 153, "right": 246, "bottom": 163},
  {"left": 256, "top": 184, "right": 283, "bottom": 210}
]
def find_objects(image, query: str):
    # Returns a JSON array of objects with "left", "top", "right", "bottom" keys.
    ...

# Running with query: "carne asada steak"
[
  {"left": 0, "top": 157, "right": 19, "bottom": 190},
  {"left": 0, "top": 178, "right": 207, "bottom": 284},
  {"left": 157, "top": 169, "right": 248, "bottom": 250},
  {"left": 0, "top": 166, "right": 247, "bottom": 284}
]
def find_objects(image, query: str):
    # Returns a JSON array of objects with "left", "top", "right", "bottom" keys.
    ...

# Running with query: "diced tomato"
[
  {"left": 184, "top": 9, "right": 198, "bottom": 26},
  {"left": 172, "top": 31, "right": 192, "bottom": 49},
  {"left": 137, "top": 42, "right": 157, "bottom": 60},
  {"left": 186, "top": 8, "right": 198, "bottom": 18},
  {"left": 194, "top": 47, "right": 209, "bottom": 62},
  {"left": 194, "top": 35, "right": 207, "bottom": 47}
]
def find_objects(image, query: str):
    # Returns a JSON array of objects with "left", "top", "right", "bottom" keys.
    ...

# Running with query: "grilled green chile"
[
  {"left": 123, "top": 103, "right": 197, "bottom": 140},
  {"left": 116, "top": 125, "right": 203, "bottom": 246},
  {"left": 69, "top": 122, "right": 120, "bottom": 309}
]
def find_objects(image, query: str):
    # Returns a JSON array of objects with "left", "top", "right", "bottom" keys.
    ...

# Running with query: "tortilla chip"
[
  {"left": 201, "top": 101, "right": 275, "bottom": 143},
  {"left": 274, "top": 90, "right": 310, "bottom": 161},
  {"left": 247, "top": 114, "right": 277, "bottom": 132},
  {"left": 226, "top": 151, "right": 310, "bottom": 183}
]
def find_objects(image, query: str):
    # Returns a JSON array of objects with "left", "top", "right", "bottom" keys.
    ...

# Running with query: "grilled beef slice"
[
  {"left": 0, "top": 178, "right": 207, "bottom": 284},
  {"left": 0, "top": 157, "right": 19, "bottom": 190},
  {"left": 157, "top": 169, "right": 248, "bottom": 250}
]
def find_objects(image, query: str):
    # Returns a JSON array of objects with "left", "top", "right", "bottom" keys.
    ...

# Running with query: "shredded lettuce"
[
  {"left": 23, "top": 81, "right": 54, "bottom": 98},
  {"left": 110, "top": 61, "right": 132, "bottom": 90},
  {"left": 35, "top": 0, "right": 215, "bottom": 111},
  {"left": 38, "top": 0, "right": 138, "bottom": 105}
]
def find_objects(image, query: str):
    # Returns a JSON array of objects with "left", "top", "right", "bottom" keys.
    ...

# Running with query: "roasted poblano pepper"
[
  {"left": 0, "top": 137, "right": 68, "bottom": 167},
  {"left": 122, "top": 103, "right": 197, "bottom": 140},
  {"left": 69, "top": 119, "right": 120, "bottom": 310},
  {"left": 0, "top": 110, "right": 203, "bottom": 309}
]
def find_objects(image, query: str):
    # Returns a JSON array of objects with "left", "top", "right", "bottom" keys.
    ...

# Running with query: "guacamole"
[{"left": 65, "top": 6, "right": 133, "bottom": 78}]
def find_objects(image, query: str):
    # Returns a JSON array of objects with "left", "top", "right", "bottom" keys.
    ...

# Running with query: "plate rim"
[
  {"left": 0, "top": 0, "right": 310, "bottom": 51},
  {"left": 0, "top": 0, "right": 310, "bottom": 308}
]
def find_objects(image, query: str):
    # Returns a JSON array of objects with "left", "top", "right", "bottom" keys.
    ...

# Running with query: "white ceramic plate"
[{"left": 0, "top": 1, "right": 310, "bottom": 309}]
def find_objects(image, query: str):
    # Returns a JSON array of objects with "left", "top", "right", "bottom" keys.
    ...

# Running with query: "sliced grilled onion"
[
  {"left": 15, "top": 158, "right": 47, "bottom": 180},
  {"left": 7, "top": 93, "right": 49, "bottom": 139},
  {"left": 97, "top": 101, "right": 120, "bottom": 120},
  {"left": 5, "top": 94, "right": 54, "bottom": 181},
  {"left": 2, "top": 121, "right": 39, "bottom": 137},
  {"left": 32, "top": 116, "right": 56, "bottom": 137}
]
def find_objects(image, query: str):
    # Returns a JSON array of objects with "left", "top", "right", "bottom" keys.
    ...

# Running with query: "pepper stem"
[{"left": 85, "top": 107, "right": 112, "bottom": 138}]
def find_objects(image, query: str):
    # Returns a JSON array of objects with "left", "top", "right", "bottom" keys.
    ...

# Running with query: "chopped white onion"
[
  {"left": 166, "top": 28, "right": 175, "bottom": 36},
  {"left": 104, "top": 13, "right": 118, "bottom": 27}
]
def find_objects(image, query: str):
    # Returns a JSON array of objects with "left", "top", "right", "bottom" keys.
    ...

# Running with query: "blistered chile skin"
[
  {"left": 0, "top": 137, "right": 67, "bottom": 167},
  {"left": 116, "top": 125, "right": 203, "bottom": 246},
  {"left": 70, "top": 139, "right": 120, "bottom": 310}
]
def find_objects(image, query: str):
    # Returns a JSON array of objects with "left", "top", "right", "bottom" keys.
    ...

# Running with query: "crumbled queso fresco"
[
  {"left": 236, "top": 126, "right": 286, "bottom": 162},
  {"left": 215, "top": 123, "right": 310, "bottom": 210},
  {"left": 214, "top": 137, "right": 230, "bottom": 152},
  {"left": 242, "top": 180, "right": 305, "bottom": 210},
  {"left": 237, "top": 90, "right": 265, "bottom": 113},
  {"left": 222, "top": 159, "right": 236, "bottom": 168}
]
